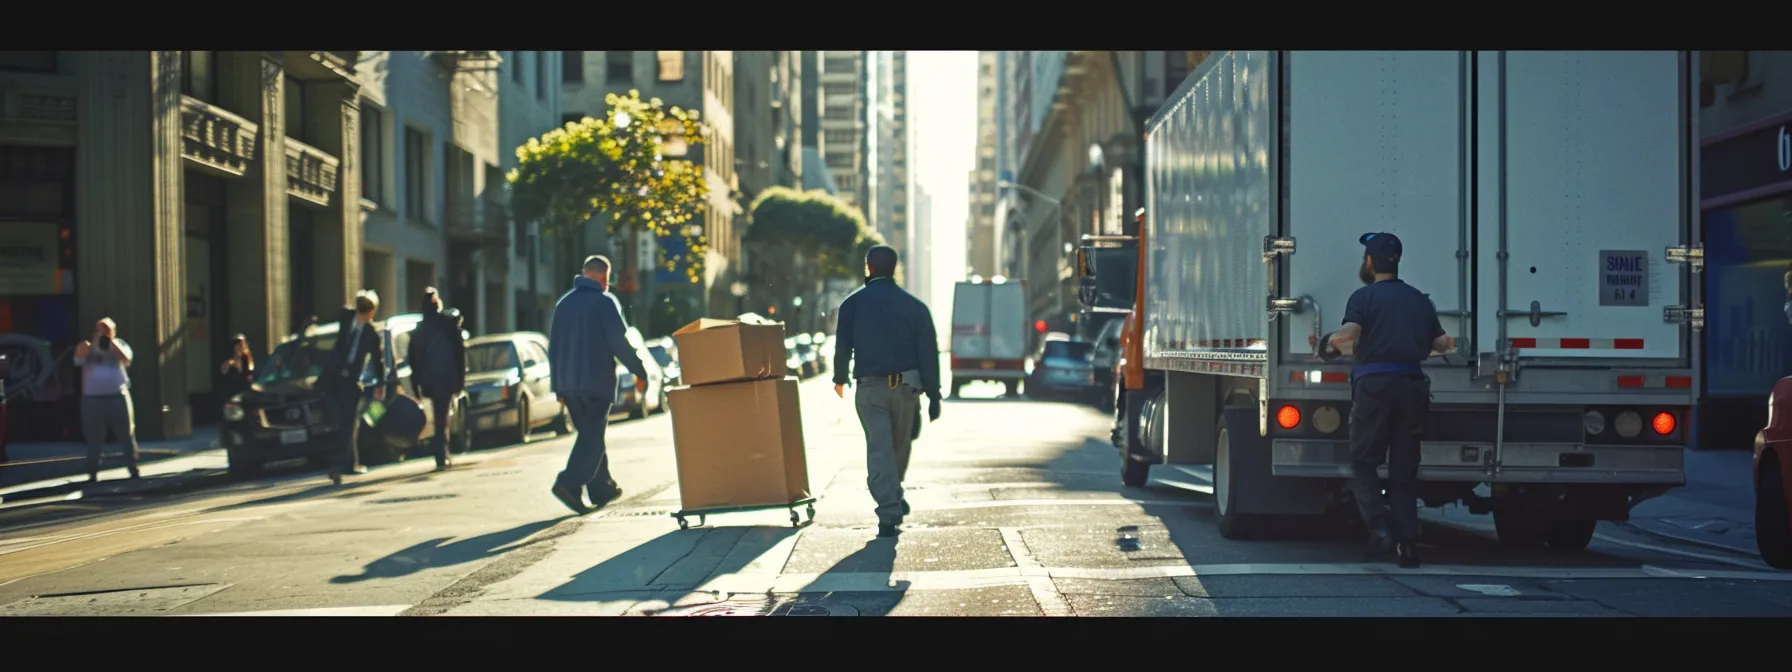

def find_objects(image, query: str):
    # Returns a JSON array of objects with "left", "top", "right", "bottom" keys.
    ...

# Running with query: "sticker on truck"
[{"left": 1599, "top": 250, "right": 1650, "bottom": 307}]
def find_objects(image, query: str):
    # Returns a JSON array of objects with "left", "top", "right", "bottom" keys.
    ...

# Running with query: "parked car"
[
  {"left": 814, "top": 332, "right": 833, "bottom": 373},
  {"left": 1024, "top": 333, "right": 1100, "bottom": 404},
  {"left": 1087, "top": 318, "right": 1125, "bottom": 411},
  {"left": 612, "top": 327, "right": 666, "bottom": 419},
  {"left": 1756, "top": 376, "right": 1792, "bottom": 569},
  {"left": 221, "top": 313, "right": 470, "bottom": 477},
  {"left": 462, "top": 331, "right": 572, "bottom": 445},
  {"left": 793, "top": 333, "right": 821, "bottom": 377},
  {"left": 646, "top": 337, "right": 679, "bottom": 386}
]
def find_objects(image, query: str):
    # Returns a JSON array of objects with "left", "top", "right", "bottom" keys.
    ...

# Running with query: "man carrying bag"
[{"left": 407, "top": 288, "right": 467, "bottom": 471}]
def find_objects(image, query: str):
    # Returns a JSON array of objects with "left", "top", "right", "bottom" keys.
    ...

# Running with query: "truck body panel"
[{"left": 950, "top": 280, "right": 1029, "bottom": 384}]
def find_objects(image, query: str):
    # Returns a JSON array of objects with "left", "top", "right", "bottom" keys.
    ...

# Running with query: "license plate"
[
  {"left": 280, "top": 428, "right": 307, "bottom": 445},
  {"left": 981, "top": 361, "right": 994, "bottom": 369}
]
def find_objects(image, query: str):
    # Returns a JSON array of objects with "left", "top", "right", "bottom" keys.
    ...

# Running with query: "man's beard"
[{"left": 1359, "top": 263, "right": 1376, "bottom": 285}]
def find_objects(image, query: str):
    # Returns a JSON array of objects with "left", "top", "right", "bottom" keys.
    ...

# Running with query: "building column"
[
  {"left": 73, "top": 51, "right": 190, "bottom": 440},
  {"left": 221, "top": 52, "right": 289, "bottom": 354},
  {"left": 307, "top": 81, "right": 363, "bottom": 308}
]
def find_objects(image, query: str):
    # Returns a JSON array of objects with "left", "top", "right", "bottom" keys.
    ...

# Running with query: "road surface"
[{"left": 0, "top": 377, "right": 1788, "bottom": 616}]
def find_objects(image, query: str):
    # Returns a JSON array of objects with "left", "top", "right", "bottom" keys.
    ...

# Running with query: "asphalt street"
[{"left": 0, "top": 376, "right": 1788, "bottom": 616}]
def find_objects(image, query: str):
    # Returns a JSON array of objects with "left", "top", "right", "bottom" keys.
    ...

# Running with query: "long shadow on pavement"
[
  {"left": 332, "top": 518, "right": 567, "bottom": 583},
  {"left": 537, "top": 525, "right": 800, "bottom": 611}
]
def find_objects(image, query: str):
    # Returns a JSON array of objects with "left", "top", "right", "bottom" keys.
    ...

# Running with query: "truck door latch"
[
  {"left": 1664, "top": 305, "right": 1705, "bottom": 330},
  {"left": 1665, "top": 244, "right": 1704, "bottom": 273}
]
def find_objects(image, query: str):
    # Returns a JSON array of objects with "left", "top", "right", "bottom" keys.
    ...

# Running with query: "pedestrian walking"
[
  {"left": 1319, "top": 232, "right": 1452, "bottom": 569},
  {"left": 831, "top": 245, "right": 942, "bottom": 538},
  {"left": 407, "top": 287, "right": 467, "bottom": 471},
  {"left": 74, "top": 317, "right": 140, "bottom": 482},
  {"left": 323, "top": 292, "right": 385, "bottom": 485},
  {"left": 547, "top": 255, "right": 648, "bottom": 515},
  {"left": 218, "top": 334, "right": 255, "bottom": 400}
]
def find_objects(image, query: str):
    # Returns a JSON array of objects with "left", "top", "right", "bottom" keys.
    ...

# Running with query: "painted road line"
[
  {"left": 591, "top": 498, "right": 1206, "bottom": 520},
  {"left": 1417, "top": 509, "right": 1772, "bottom": 571},
  {"left": 998, "top": 527, "right": 1073, "bottom": 616},
  {"left": 694, "top": 561, "right": 1792, "bottom": 595},
  {"left": 180, "top": 604, "right": 413, "bottom": 616}
]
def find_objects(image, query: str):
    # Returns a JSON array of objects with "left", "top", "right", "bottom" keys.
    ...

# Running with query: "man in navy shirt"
[
  {"left": 832, "top": 245, "right": 942, "bottom": 538},
  {"left": 1320, "top": 232, "right": 1452, "bottom": 568}
]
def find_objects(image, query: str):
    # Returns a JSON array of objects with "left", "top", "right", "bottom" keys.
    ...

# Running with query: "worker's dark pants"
[
  {"left": 426, "top": 393, "right": 454, "bottom": 466},
  {"left": 1346, "top": 372, "right": 1429, "bottom": 543},
  {"left": 324, "top": 383, "right": 365, "bottom": 472}
]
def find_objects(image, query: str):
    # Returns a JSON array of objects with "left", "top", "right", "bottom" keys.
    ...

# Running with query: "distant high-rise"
[
  {"left": 911, "top": 183, "right": 933, "bottom": 311},
  {"left": 967, "top": 50, "right": 999, "bottom": 279},
  {"left": 872, "top": 51, "right": 910, "bottom": 281},
  {"left": 819, "top": 51, "right": 868, "bottom": 211}
]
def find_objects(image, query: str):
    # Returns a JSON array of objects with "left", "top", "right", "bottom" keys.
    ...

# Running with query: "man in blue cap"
[{"left": 1319, "top": 232, "right": 1452, "bottom": 569}]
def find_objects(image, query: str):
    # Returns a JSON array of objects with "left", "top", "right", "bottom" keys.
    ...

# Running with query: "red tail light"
[
  {"left": 1651, "top": 412, "right": 1676, "bottom": 435},
  {"left": 1276, "top": 405, "right": 1301, "bottom": 429}
]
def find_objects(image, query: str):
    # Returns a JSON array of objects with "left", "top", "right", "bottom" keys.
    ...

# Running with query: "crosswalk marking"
[{"left": 181, "top": 605, "right": 412, "bottom": 616}]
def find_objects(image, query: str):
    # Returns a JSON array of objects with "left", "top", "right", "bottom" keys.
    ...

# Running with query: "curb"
[
  {"left": 1615, "top": 520, "right": 1760, "bottom": 558},
  {"left": 0, "top": 469, "right": 234, "bottom": 507}
]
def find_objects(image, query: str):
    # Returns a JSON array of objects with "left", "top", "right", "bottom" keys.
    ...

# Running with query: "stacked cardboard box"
[{"left": 665, "top": 319, "right": 810, "bottom": 512}]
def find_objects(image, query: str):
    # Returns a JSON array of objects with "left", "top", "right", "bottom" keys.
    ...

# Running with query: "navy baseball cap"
[{"left": 1359, "top": 232, "right": 1402, "bottom": 267}]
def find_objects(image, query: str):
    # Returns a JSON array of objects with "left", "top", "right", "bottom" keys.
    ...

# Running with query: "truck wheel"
[
  {"left": 1004, "top": 381, "right": 1019, "bottom": 398},
  {"left": 1119, "top": 389, "right": 1152, "bottom": 488},
  {"left": 949, "top": 380, "right": 963, "bottom": 399},
  {"left": 1545, "top": 520, "right": 1597, "bottom": 551},
  {"left": 1492, "top": 502, "right": 1548, "bottom": 548},
  {"left": 1213, "top": 414, "right": 1264, "bottom": 540},
  {"left": 1757, "top": 455, "right": 1792, "bottom": 569}
]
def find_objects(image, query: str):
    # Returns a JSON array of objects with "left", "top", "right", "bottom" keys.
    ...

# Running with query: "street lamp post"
[{"left": 999, "top": 180, "right": 1068, "bottom": 329}]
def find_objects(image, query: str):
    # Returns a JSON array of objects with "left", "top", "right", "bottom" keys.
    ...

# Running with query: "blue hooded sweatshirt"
[{"left": 548, "top": 275, "right": 649, "bottom": 399}]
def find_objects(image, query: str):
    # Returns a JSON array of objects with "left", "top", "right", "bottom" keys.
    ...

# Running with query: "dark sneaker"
[
  {"left": 1396, "top": 542, "right": 1420, "bottom": 569},
  {"left": 901, "top": 499, "right": 911, "bottom": 516},
  {"left": 552, "top": 484, "right": 592, "bottom": 515},
  {"left": 877, "top": 524, "right": 900, "bottom": 538}
]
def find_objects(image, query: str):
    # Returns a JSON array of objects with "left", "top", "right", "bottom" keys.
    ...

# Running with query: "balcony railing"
[
  {"left": 429, "top": 51, "right": 503, "bottom": 73},
  {"left": 180, "top": 96, "right": 258, "bottom": 177},
  {"left": 445, "top": 197, "right": 512, "bottom": 247},
  {"left": 285, "top": 139, "right": 340, "bottom": 207}
]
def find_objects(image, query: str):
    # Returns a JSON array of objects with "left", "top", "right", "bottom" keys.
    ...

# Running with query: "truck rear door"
[
  {"left": 951, "top": 282, "right": 991, "bottom": 360},
  {"left": 1281, "top": 51, "right": 1471, "bottom": 366},
  {"left": 988, "top": 281, "right": 1028, "bottom": 361},
  {"left": 1474, "top": 51, "right": 1690, "bottom": 365}
]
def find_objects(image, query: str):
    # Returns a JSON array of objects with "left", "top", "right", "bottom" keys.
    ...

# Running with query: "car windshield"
[
  {"left": 257, "top": 333, "right": 339, "bottom": 384},
  {"left": 468, "top": 342, "right": 517, "bottom": 373},
  {"left": 1043, "top": 341, "right": 1093, "bottom": 361},
  {"left": 647, "top": 345, "right": 673, "bottom": 368}
]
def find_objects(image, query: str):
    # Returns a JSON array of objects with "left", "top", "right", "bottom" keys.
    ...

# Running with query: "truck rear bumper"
[
  {"left": 1270, "top": 439, "right": 1684, "bottom": 485},
  {"left": 952, "top": 369, "right": 1025, "bottom": 381}
]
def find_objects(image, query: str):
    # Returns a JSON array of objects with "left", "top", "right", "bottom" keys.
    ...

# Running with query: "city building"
[
  {"left": 968, "top": 51, "right": 1000, "bottom": 279},
  {"left": 799, "top": 52, "right": 836, "bottom": 195},
  {"left": 560, "top": 51, "right": 739, "bottom": 334},
  {"left": 0, "top": 50, "right": 363, "bottom": 440},
  {"left": 354, "top": 51, "right": 509, "bottom": 340},
  {"left": 1693, "top": 50, "right": 1792, "bottom": 450},
  {"left": 734, "top": 51, "right": 804, "bottom": 319},
  {"left": 497, "top": 51, "right": 565, "bottom": 333},
  {"left": 819, "top": 51, "right": 868, "bottom": 211},
  {"left": 911, "top": 183, "right": 933, "bottom": 312},
  {"left": 870, "top": 52, "right": 910, "bottom": 283}
]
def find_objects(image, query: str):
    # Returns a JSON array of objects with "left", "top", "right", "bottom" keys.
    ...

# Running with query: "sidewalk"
[
  {"left": 1621, "top": 448, "right": 1760, "bottom": 556},
  {"left": 0, "top": 425, "right": 230, "bottom": 506}
]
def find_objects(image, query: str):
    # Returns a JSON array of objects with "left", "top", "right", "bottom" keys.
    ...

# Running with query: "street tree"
[
  {"left": 507, "top": 90, "right": 710, "bottom": 285},
  {"left": 745, "top": 187, "right": 872, "bottom": 278}
]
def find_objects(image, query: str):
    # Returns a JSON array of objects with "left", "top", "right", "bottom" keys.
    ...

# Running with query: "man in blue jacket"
[{"left": 548, "top": 255, "right": 649, "bottom": 514}]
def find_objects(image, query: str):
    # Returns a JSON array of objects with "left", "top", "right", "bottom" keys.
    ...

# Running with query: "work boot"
[
  {"left": 1396, "top": 542, "right": 1420, "bottom": 569},
  {"left": 877, "top": 524, "right": 900, "bottom": 538},
  {"left": 1364, "top": 518, "right": 1395, "bottom": 559},
  {"left": 552, "top": 484, "right": 592, "bottom": 515}
]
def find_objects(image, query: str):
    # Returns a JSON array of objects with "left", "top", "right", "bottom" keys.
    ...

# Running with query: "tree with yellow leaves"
[{"left": 507, "top": 90, "right": 710, "bottom": 284}]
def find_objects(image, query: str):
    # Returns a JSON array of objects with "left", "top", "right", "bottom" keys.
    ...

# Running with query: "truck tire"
[
  {"left": 1119, "top": 387, "right": 1154, "bottom": 488},
  {"left": 1492, "top": 501, "right": 1547, "bottom": 549},
  {"left": 1004, "top": 381, "right": 1019, "bottom": 398},
  {"left": 949, "top": 380, "right": 963, "bottom": 399},
  {"left": 1213, "top": 414, "right": 1265, "bottom": 540},
  {"left": 1757, "top": 455, "right": 1792, "bottom": 570},
  {"left": 1545, "top": 520, "right": 1597, "bottom": 551}
]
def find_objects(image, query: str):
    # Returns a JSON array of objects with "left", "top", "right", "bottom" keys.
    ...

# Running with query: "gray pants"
[
  {"left": 81, "top": 394, "right": 140, "bottom": 478},
  {"left": 855, "top": 376, "right": 919, "bottom": 527}
]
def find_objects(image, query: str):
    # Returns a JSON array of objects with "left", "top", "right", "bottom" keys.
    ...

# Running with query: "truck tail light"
[
  {"left": 1276, "top": 405, "right": 1301, "bottom": 429},
  {"left": 1652, "top": 411, "right": 1676, "bottom": 435}
]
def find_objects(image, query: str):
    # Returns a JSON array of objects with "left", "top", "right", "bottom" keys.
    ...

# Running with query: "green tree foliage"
[
  {"left": 507, "top": 90, "right": 710, "bottom": 283},
  {"left": 744, "top": 187, "right": 880, "bottom": 279}
]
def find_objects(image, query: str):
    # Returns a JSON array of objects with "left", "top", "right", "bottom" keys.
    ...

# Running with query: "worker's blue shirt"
[
  {"left": 548, "top": 276, "right": 649, "bottom": 399},
  {"left": 1342, "top": 278, "right": 1444, "bottom": 375},
  {"left": 832, "top": 276, "right": 942, "bottom": 397}
]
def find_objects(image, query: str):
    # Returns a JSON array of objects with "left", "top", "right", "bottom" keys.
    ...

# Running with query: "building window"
[
  {"left": 405, "top": 127, "right": 430, "bottom": 225},
  {"left": 512, "top": 51, "right": 524, "bottom": 83},
  {"left": 607, "top": 51, "right": 633, "bottom": 84},
  {"left": 180, "top": 51, "right": 217, "bottom": 102},
  {"left": 284, "top": 75, "right": 308, "bottom": 143},
  {"left": 658, "top": 51, "right": 683, "bottom": 81},
  {"left": 535, "top": 51, "right": 547, "bottom": 99},
  {"left": 562, "top": 51, "right": 583, "bottom": 83},
  {"left": 361, "top": 104, "right": 385, "bottom": 205},
  {"left": 0, "top": 51, "right": 56, "bottom": 73},
  {"left": 561, "top": 113, "right": 584, "bottom": 127}
]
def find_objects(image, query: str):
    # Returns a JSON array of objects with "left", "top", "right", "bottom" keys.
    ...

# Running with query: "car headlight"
[{"left": 223, "top": 402, "right": 245, "bottom": 422}]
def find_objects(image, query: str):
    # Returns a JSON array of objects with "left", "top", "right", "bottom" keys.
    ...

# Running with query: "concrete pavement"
[{"left": 0, "top": 376, "right": 1786, "bottom": 616}]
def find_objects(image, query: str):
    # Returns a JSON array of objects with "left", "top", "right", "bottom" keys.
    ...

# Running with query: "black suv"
[{"left": 220, "top": 313, "right": 470, "bottom": 477}]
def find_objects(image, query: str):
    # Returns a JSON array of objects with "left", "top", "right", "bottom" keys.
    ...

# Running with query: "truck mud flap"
[{"left": 1224, "top": 407, "right": 1331, "bottom": 517}]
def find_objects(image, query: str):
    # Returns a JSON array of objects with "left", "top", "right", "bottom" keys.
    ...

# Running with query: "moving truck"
[
  {"left": 950, "top": 278, "right": 1029, "bottom": 398},
  {"left": 1080, "top": 51, "right": 1701, "bottom": 550}
]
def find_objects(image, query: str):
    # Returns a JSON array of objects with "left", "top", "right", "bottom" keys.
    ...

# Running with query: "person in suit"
[
  {"left": 408, "top": 288, "right": 467, "bottom": 471},
  {"left": 547, "top": 255, "right": 649, "bottom": 515},
  {"left": 324, "top": 291, "right": 386, "bottom": 485}
]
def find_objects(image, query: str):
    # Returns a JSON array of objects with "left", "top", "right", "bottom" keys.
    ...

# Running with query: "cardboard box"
[
  {"left": 671, "top": 318, "right": 788, "bottom": 386},
  {"left": 666, "top": 376, "right": 810, "bottom": 512}
]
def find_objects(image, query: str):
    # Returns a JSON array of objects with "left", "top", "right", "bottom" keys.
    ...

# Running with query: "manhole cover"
[{"left": 366, "top": 494, "right": 458, "bottom": 504}]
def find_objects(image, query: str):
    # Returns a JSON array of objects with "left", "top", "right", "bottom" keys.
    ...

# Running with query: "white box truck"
[
  {"left": 950, "top": 278, "right": 1030, "bottom": 398},
  {"left": 1083, "top": 51, "right": 1701, "bottom": 549}
]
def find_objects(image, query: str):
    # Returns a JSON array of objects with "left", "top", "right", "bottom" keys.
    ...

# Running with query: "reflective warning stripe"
[
  {"left": 1509, "top": 338, "right": 1646, "bottom": 350},
  {"left": 1615, "top": 374, "right": 1693, "bottom": 389},
  {"left": 1289, "top": 370, "right": 1349, "bottom": 385}
]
